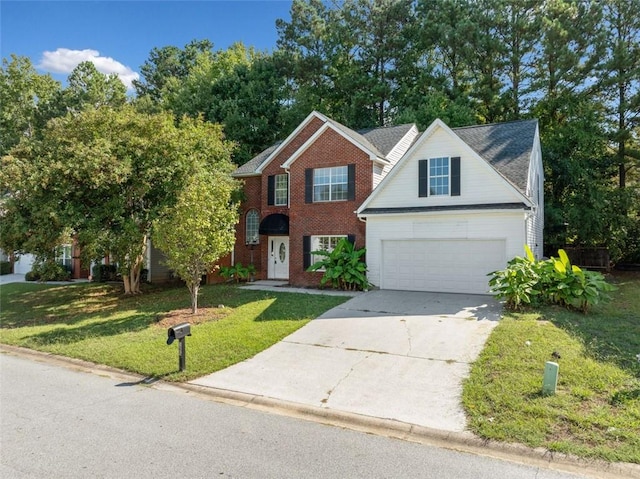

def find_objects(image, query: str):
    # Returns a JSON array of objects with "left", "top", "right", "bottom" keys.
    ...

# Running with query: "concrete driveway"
[{"left": 192, "top": 290, "right": 501, "bottom": 432}]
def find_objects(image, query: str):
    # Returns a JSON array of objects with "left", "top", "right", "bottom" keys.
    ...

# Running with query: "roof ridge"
[{"left": 452, "top": 118, "right": 537, "bottom": 131}]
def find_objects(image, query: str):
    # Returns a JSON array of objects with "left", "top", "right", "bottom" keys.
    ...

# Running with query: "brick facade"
[{"left": 230, "top": 112, "right": 413, "bottom": 287}]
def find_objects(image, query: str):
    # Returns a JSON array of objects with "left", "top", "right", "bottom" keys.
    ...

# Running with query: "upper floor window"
[
  {"left": 429, "top": 157, "right": 449, "bottom": 196},
  {"left": 313, "top": 166, "right": 348, "bottom": 202},
  {"left": 245, "top": 209, "right": 259, "bottom": 244},
  {"left": 274, "top": 174, "right": 288, "bottom": 206},
  {"left": 418, "top": 157, "right": 461, "bottom": 198},
  {"left": 267, "top": 174, "right": 288, "bottom": 206},
  {"left": 304, "top": 164, "right": 355, "bottom": 203}
]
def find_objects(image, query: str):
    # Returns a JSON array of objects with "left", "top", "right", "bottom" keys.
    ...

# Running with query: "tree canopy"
[{"left": 2, "top": 0, "right": 639, "bottom": 273}]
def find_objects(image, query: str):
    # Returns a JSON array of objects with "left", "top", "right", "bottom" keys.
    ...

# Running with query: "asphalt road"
[{"left": 0, "top": 352, "right": 592, "bottom": 479}]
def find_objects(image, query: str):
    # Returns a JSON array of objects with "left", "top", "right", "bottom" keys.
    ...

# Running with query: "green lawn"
[
  {"left": 463, "top": 271, "right": 640, "bottom": 463},
  {"left": 0, "top": 282, "right": 348, "bottom": 381}
]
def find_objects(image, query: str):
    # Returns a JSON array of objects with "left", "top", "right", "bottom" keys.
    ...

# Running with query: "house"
[
  {"left": 6, "top": 242, "right": 90, "bottom": 279},
  {"left": 227, "top": 111, "right": 420, "bottom": 286},
  {"left": 356, "top": 118, "right": 543, "bottom": 295}
]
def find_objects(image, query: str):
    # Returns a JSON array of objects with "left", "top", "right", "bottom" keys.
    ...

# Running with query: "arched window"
[{"left": 245, "top": 209, "right": 259, "bottom": 245}]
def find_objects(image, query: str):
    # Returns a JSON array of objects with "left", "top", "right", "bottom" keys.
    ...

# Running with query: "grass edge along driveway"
[
  {"left": 0, "top": 282, "right": 348, "bottom": 382},
  {"left": 462, "top": 272, "right": 640, "bottom": 464}
]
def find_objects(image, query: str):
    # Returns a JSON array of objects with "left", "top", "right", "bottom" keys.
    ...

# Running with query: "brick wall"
[
  {"left": 231, "top": 117, "right": 374, "bottom": 287},
  {"left": 231, "top": 175, "right": 263, "bottom": 279},
  {"left": 288, "top": 128, "right": 372, "bottom": 286}
]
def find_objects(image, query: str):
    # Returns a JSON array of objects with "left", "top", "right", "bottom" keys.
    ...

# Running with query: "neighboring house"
[
  {"left": 357, "top": 118, "right": 543, "bottom": 295},
  {"left": 7, "top": 242, "right": 90, "bottom": 279},
  {"left": 228, "top": 111, "right": 419, "bottom": 286}
]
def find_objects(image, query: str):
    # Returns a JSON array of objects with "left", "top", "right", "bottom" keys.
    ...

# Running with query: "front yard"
[
  {"left": 0, "top": 282, "right": 348, "bottom": 381},
  {"left": 2, "top": 273, "right": 639, "bottom": 464},
  {"left": 463, "top": 271, "right": 640, "bottom": 463}
]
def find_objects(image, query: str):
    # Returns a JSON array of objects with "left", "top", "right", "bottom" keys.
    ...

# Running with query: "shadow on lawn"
[
  {"left": 549, "top": 314, "right": 640, "bottom": 378},
  {"left": 26, "top": 313, "right": 155, "bottom": 346},
  {"left": 545, "top": 275, "right": 640, "bottom": 379},
  {"left": 1, "top": 283, "right": 123, "bottom": 328}
]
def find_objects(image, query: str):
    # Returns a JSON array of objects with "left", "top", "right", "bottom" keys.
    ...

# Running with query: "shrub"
[
  {"left": 29, "top": 260, "right": 71, "bottom": 282},
  {"left": 489, "top": 246, "right": 615, "bottom": 313},
  {"left": 307, "top": 238, "right": 369, "bottom": 291},
  {"left": 25, "top": 270, "right": 40, "bottom": 281},
  {"left": 91, "top": 264, "right": 119, "bottom": 282},
  {"left": 0, "top": 261, "right": 11, "bottom": 275},
  {"left": 218, "top": 262, "right": 256, "bottom": 283}
]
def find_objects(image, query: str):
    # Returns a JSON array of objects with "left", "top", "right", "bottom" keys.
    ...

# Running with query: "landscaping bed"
[{"left": 0, "top": 282, "right": 348, "bottom": 381}]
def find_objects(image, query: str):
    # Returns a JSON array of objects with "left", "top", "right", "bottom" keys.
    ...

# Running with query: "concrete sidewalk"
[{"left": 192, "top": 289, "right": 501, "bottom": 432}]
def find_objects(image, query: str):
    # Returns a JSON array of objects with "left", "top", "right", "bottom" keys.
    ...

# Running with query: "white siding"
[
  {"left": 367, "top": 127, "right": 523, "bottom": 209},
  {"left": 372, "top": 125, "right": 419, "bottom": 190},
  {"left": 524, "top": 127, "right": 544, "bottom": 259},
  {"left": 382, "top": 125, "right": 419, "bottom": 176},
  {"left": 372, "top": 163, "right": 385, "bottom": 189},
  {"left": 365, "top": 211, "right": 526, "bottom": 290}
]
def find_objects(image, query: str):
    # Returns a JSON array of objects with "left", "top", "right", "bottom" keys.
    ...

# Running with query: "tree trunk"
[
  {"left": 123, "top": 275, "right": 131, "bottom": 294},
  {"left": 189, "top": 281, "right": 200, "bottom": 314}
]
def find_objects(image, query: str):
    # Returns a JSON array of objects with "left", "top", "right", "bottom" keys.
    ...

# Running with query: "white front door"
[{"left": 268, "top": 236, "right": 289, "bottom": 279}]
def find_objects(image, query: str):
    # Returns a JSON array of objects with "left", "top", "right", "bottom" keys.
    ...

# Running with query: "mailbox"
[
  {"left": 166, "top": 322, "right": 191, "bottom": 372},
  {"left": 167, "top": 323, "right": 191, "bottom": 345}
]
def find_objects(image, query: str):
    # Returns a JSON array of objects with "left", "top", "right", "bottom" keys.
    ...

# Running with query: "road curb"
[{"left": 2, "top": 344, "right": 638, "bottom": 479}]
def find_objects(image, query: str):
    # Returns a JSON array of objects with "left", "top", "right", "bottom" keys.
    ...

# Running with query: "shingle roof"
[
  {"left": 360, "top": 123, "right": 416, "bottom": 156},
  {"left": 232, "top": 118, "right": 416, "bottom": 177},
  {"left": 452, "top": 119, "right": 538, "bottom": 191},
  {"left": 232, "top": 142, "right": 282, "bottom": 177}
]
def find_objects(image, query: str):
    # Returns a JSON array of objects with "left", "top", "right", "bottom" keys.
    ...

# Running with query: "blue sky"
[{"left": 1, "top": 0, "right": 292, "bottom": 90}]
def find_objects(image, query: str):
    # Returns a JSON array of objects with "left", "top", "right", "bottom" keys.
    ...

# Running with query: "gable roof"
[
  {"left": 356, "top": 118, "right": 538, "bottom": 215},
  {"left": 360, "top": 123, "right": 418, "bottom": 156},
  {"left": 232, "top": 142, "right": 282, "bottom": 177},
  {"left": 452, "top": 119, "right": 537, "bottom": 192},
  {"left": 232, "top": 111, "right": 417, "bottom": 177}
]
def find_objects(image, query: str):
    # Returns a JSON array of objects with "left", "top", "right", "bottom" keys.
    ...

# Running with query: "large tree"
[
  {"left": 0, "top": 55, "right": 60, "bottom": 157},
  {"left": 133, "top": 39, "right": 214, "bottom": 103},
  {"left": 597, "top": 0, "right": 640, "bottom": 189},
  {"left": 63, "top": 61, "right": 127, "bottom": 111},
  {"left": 160, "top": 43, "right": 287, "bottom": 164},
  {"left": 1, "top": 107, "right": 234, "bottom": 294}
]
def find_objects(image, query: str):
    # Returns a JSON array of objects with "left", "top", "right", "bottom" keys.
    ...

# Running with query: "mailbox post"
[{"left": 167, "top": 323, "right": 191, "bottom": 372}]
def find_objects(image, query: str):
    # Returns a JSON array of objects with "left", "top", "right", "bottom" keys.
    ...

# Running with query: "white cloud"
[{"left": 39, "top": 48, "right": 139, "bottom": 90}]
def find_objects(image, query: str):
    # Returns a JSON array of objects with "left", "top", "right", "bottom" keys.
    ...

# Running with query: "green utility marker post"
[{"left": 542, "top": 361, "right": 559, "bottom": 396}]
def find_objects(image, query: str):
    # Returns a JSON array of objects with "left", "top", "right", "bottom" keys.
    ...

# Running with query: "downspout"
[{"left": 285, "top": 167, "right": 291, "bottom": 208}]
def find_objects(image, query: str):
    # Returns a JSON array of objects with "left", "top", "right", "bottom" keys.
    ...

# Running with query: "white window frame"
[
  {"left": 313, "top": 166, "right": 348, "bottom": 202},
  {"left": 274, "top": 174, "right": 288, "bottom": 206},
  {"left": 245, "top": 209, "right": 259, "bottom": 245},
  {"left": 56, "top": 244, "right": 72, "bottom": 269},
  {"left": 429, "top": 157, "right": 450, "bottom": 196},
  {"left": 311, "top": 235, "right": 347, "bottom": 266}
]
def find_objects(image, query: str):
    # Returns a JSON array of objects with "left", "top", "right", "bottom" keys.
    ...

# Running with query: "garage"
[{"left": 381, "top": 239, "right": 506, "bottom": 294}]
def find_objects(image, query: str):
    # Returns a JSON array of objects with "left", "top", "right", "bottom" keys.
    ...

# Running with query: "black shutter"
[
  {"left": 451, "top": 156, "right": 461, "bottom": 196},
  {"left": 305, "top": 168, "right": 313, "bottom": 203},
  {"left": 303, "top": 236, "right": 311, "bottom": 270},
  {"left": 347, "top": 164, "right": 355, "bottom": 201},
  {"left": 347, "top": 234, "right": 356, "bottom": 245},
  {"left": 267, "top": 175, "right": 275, "bottom": 205},
  {"left": 418, "top": 159, "right": 428, "bottom": 197}
]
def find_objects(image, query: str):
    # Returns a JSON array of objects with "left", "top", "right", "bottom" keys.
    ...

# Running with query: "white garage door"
[{"left": 381, "top": 239, "right": 506, "bottom": 294}]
